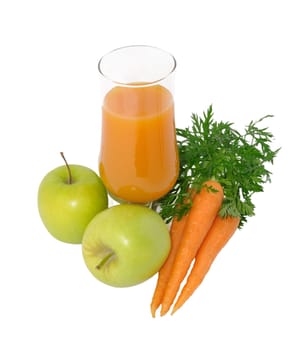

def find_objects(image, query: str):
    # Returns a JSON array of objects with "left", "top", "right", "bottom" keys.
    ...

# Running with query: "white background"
[{"left": 1, "top": 0, "right": 300, "bottom": 348}]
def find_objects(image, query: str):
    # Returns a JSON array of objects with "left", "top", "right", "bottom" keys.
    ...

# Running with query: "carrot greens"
[{"left": 157, "top": 105, "right": 279, "bottom": 227}]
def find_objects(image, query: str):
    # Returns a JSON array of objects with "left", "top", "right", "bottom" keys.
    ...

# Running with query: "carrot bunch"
[
  {"left": 151, "top": 106, "right": 279, "bottom": 316},
  {"left": 151, "top": 179, "right": 239, "bottom": 316}
]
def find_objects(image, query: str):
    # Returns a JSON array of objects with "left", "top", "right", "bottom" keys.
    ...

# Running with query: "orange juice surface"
[{"left": 99, "top": 84, "right": 179, "bottom": 203}]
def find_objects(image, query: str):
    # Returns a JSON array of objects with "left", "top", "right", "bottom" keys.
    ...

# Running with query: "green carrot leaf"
[{"left": 156, "top": 106, "right": 280, "bottom": 227}]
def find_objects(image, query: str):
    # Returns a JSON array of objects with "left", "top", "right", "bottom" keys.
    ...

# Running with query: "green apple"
[
  {"left": 82, "top": 204, "right": 170, "bottom": 287},
  {"left": 38, "top": 153, "right": 108, "bottom": 244}
]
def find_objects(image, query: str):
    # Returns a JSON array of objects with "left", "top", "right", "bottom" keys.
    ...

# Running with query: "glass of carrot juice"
[{"left": 98, "top": 45, "right": 179, "bottom": 204}]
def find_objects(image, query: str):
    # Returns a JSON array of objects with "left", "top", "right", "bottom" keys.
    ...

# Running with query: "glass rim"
[{"left": 98, "top": 44, "right": 177, "bottom": 87}]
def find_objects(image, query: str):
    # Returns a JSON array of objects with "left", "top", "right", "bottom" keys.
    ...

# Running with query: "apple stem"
[
  {"left": 60, "top": 152, "right": 72, "bottom": 184},
  {"left": 95, "top": 252, "right": 115, "bottom": 270}
]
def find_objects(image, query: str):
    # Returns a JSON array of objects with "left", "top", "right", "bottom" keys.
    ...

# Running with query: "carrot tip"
[
  {"left": 150, "top": 305, "right": 157, "bottom": 318},
  {"left": 159, "top": 306, "right": 170, "bottom": 317},
  {"left": 170, "top": 308, "right": 176, "bottom": 316}
]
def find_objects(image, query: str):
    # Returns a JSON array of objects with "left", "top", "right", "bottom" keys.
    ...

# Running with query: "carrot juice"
[{"left": 99, "top": 84, "right": 179, "bottom": 203}]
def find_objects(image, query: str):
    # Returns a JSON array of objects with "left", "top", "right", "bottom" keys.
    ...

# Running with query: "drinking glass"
[{"left": 98, "top": 45, "right": 179, "bottom": 204}]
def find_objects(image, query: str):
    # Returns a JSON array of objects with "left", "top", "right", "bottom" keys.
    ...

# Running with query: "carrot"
[
  {"left": 171, "top": 215, "right": 240, "bottom": 315},
  {"left": 160, "top": 180, "right": 224, "bottom": 316},
  {"left": 150, "top": 213, "right": 189, "bottom": 317}
]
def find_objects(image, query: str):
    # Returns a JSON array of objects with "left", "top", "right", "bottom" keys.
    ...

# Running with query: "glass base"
[{"left": 107, "top": 191, "right": 153, "bottom": 209}]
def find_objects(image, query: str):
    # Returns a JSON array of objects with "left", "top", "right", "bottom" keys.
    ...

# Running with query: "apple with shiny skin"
[
  {"left": 38, "top": 153, "right": 108, "bottom": 244},
  {"left": 82, "top": 204, "right": 171, "bottom": 287}
]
